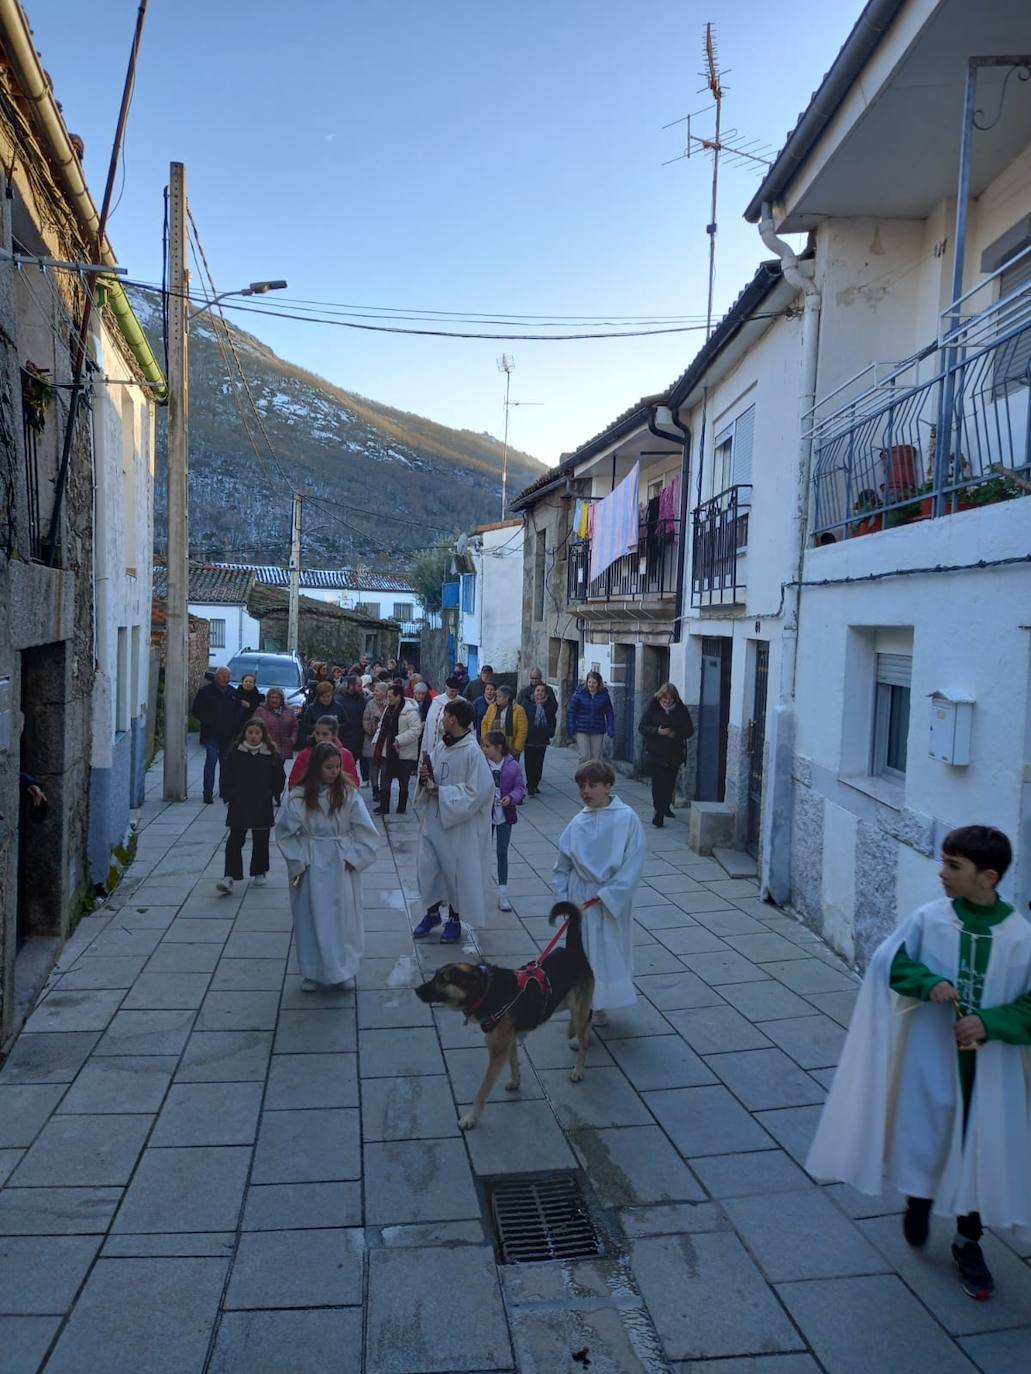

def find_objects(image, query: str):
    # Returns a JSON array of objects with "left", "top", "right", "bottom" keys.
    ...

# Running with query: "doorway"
[
  {"left": 695, "top": 636, "right": 731, "bottom": 801},
  {"left": 610, "top": 643, "right": 636, "bottom": 763},
  {"left": 466, "top": 645, "right": 479, "bottom": 678},
  {"left": 746, "top": 642, "right": 769, "bottom": 855},
  {"left": 18, "top": 643, "right": 64, "bottom": 945}
]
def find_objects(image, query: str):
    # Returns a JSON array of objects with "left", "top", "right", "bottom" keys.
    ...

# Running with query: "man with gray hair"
[
  {"left": 192, "top": 667, "right": 240, "bottom": 804},
  {"left": 517, "top": 667, "right": 557, "bottom": 716}
]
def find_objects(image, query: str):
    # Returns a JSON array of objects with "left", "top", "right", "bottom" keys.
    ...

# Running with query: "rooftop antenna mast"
[
  {"left": 498, "top": 354, "right": 514, "bottom": 519},
  {"left": 662, "top": 22, "right": 774, "bottom": 341}
]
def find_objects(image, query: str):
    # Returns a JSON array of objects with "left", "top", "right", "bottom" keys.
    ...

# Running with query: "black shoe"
[
  {"left": 373, "top": 807, "right": 388, "bottom": 816},
  {"left": 952, "top": 1240, "right": 995, "bottom": 1300},
  {"left": 203, "top": 796, "right": 214, "bottom": 805},
  {"left": 903, "top": 1200, "right": 930, "bottom": 1248},
  {"left": 651, "top": 815, "right": 664, "bottom": 828},
  {"left": 665, "top": 807, "right": 675, "bottom": 818}
]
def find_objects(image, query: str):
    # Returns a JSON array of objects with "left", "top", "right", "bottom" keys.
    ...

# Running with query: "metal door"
[
  {"left": 611, "top": 644, "right": 636, "bottom": 762},
  {"left": 466, "top": 645, "right": 479, "bottom": 678},
  {"left": 746, "top": 643, "right": 769, "bottom": 855},
  {"left": 695, "top": 636, "right": 731, "bottom": 801}
]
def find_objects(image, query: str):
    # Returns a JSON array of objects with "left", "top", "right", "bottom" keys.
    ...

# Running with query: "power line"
[{"left": 306, "top": 492, "right": 455, "bottom": 535}]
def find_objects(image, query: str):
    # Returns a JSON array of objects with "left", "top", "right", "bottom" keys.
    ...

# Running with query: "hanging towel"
[
  {"left": 572, "top": 499, "right": 584, "bottom": 539},
  {"left": 589, "top": 463, "right": 640, "bottom": 582},
  {"left": 657, "top": 476, "right": 681, "bottom": 537},
  {"left": 578, "top": 500, "right": 591, "bottom": 539}
]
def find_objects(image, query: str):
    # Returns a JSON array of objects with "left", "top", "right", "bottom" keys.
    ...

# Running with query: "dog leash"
[{"left": 534, "top": 895, "right": 599, "bottom": 963}]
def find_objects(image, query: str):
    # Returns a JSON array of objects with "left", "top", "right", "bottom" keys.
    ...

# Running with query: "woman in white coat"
[{"left": 275, "top": 741, "right": 379, "bottom": 991}]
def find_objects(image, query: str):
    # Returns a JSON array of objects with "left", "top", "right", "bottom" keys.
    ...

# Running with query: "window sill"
[{"left": 837, "top": 772, "right": 904, "bottom": 812}]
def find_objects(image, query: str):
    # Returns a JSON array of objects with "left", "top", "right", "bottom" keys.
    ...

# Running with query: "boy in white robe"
[
  {"left": 806, "top": 825, "right": 1031, "bottom": 1301},
  {"left": 412, "top": 697, "right": 496, "bottom": 943},
  {"left": 552, "top": 761, "right": 646, "bottom": 1024}
]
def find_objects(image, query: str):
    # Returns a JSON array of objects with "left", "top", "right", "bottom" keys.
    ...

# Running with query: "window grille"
[{"left": 209, "top": 618, "right": 226, "bottom": 649}]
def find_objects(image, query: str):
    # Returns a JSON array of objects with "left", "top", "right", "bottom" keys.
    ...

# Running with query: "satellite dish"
[{"left": 455, "top": 534, "right": 469, "bottom": 556}]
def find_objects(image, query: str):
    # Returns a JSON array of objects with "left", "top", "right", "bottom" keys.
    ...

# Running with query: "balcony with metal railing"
[
  {"left": 810, "top": 259, "right": 1031, "bottom": 540},
  {"left": 566, "top": 518, "right": 681, "bottom": 611},
  {"left": 690, "top": 484, "right": 751, "bottom": 608}
]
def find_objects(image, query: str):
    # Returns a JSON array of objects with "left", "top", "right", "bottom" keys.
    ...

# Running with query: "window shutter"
[
  {"left": 732, "top": 405, "right": 755, "bottom": 486},
  {"left": 876, "top": 652, "right": 912, "bottom": 688}
]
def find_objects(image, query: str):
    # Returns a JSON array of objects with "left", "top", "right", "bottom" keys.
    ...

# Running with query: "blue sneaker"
[
  {"left": 440, "top": 917, "right": 462, "bottom": 944},
  {"left": 412, "top": 911, "right": 442, "bottom": 939}
]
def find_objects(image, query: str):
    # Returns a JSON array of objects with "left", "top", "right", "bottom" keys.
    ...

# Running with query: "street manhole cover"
[{"left": 487, "top": 1172, "right": 603, "bottom": 1264}]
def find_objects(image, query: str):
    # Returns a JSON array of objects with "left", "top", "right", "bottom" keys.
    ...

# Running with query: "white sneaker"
[
  {"left": 498, "top": 888, "right": 513, "bottom": 912},
  {"left": 591, "top": 1009, "right": 609, "bottom": 1027},
  {"left": 215, "top": 877, "right": 234, "bottom": 894},
  {"left": 301, "top": 978, "right": 319, "bottom": 992},
  {"left": 252, "top": 873, "right": 267, "bottom": 884}
]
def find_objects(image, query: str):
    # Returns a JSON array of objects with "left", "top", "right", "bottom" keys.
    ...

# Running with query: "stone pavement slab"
[
  {"left": 663, "top": 1004, "right": 772, "bottom": 1055},
  {"left": 0, "top": 1314, "right": 63, "bottom": 1374},
  {"left": 56, "top": 1055, "right": 177, "bottom": 1114},
  {"left": 0, "top": 1234, "right": 101, "bottom": 1313},
  {"left": 702, "top": 1047, "right": 826, "bottom": 1111},
  {"left": 461, "top": 1099, "right": 577, "bottom": 1174},
  {"left": 113, "top": 1145, "right": 251, "bottom": 1232},
  {"left": 10, "top": 1113, "right": 152, "bottom": 1187},
  {"left": 362, "top": 1074, "right": 462, "bottom": 1139},
  {"left": 150, "top": 1081, "right": 264, "bottom": 1145},
  {"left": 688, "top": 1149, "right": 813, "bottom": 1199},
  {"left": 364, "top": 1138, "right": 480, "bottom": 1225},
  {"left": 605, "top": 1033, "right": 715, "bottom": 1089},
  {"left": 265, "top": 1051, "right": 358, "bottom": 1110},
  {"left": 242, "top": 1181, "right": 363, "bottom": 1231},
  {"left": 176, "top": 1028, "right": 273, "bottom": 1081},
  {"left": 225, "top": 1227, "right": 364, "bottom": 1308},
  {"left": 251, "top": 1107, "right": 361, "bottom": 1184},
  {"left": 644, "top": 1085, "right": 774, "bottom": 1156},
  {"left": 210, "top": 1308, "right": 364, "bottom": 1374},
  {"left": 723, "top": 1188, "right": 888, "bottom": 1282},
  {"left": 631, "top": 1231, "right": 803, "bottom": 1360},
  {"left": 0, "top": 1083, "right": 67, "bottom": 1146},
  {"left": 0, "top": 1031, "right": 99, "bottom": 1083},
  {"left": 365, "top": 1244, "right": 512, "bottom": 1374},
  {"left": 0, "top": 1186, "right": 121, "bottom": 1235},
  {"left": 776, "top": 1274, "right": 977, "bottom": 1374},
  {"left": 959, "top": 1330, "right": 1031, "bottom": 1374},
  {"left": 571, "top": 1125, "right": 706, "bottom": 1206},
  {"left": 44, "top": 1256, "right": 229, "bottom": 1374}
]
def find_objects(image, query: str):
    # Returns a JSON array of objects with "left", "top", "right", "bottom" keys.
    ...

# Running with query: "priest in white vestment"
[{"left": 413, "top": 697, "right": 495, "bottom": 942}]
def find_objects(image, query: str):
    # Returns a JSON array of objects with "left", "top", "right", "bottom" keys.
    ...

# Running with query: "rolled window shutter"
[
  {"left": 876, "top": 652, "right": 912, "bottom": 688},
  {"left": 732, "top": 405, "right": 755, "bottom": 485}
]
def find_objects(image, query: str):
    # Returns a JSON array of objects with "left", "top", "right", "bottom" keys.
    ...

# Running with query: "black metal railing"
[
  {"left": 566, "top": 518, "right": 681, "bottom": 604},
  {"left": 22, "top": 397, "right": 44, "bottom": 561},
  {"left": 690, "top": 485, "right": 751, "bottom": 607},
  {"left": 811, "top": 281, "right": 1031, "bottom": 538}
]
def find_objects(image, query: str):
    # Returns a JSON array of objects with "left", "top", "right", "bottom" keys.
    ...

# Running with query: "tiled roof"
[
  {"left": 152, "top": 562, "right": 255, "bottom": 605},
  {"left": 211, "top": 563, "right": 415, "bottom": 594},
  {"left": 245, "top": 583, "right": 399, "bottom": 626}
]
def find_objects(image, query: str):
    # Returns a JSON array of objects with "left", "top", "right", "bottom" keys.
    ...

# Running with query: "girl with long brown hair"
[{"left": 274, "top": 741, "right": 379, "bottom": 991}]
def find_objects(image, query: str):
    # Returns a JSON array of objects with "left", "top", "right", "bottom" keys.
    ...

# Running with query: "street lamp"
[{"left": 188, "top": 279, "right": 287, "bottom": 320}]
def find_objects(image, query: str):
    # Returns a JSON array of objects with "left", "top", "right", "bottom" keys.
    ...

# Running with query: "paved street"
[{"left": 1, "top": 744, "right": 1029, "bottom": 1374}]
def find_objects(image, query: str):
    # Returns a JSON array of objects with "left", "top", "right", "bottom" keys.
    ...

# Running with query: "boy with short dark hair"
[
  {"left": 552, "top": 760, "right": 646, "bottom": 1029},
  {"left": 807, "top": 824, "right": 1031, "bottom": 1301}
]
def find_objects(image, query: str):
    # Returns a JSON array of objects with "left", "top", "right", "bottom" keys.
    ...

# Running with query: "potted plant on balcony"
[{"left": 849, "top": 489, "right": 883, "bottom": 537}]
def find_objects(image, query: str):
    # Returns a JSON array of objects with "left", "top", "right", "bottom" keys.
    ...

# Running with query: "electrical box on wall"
[{"left": 928, "top": 691, "right": 973, "bottom": 766}]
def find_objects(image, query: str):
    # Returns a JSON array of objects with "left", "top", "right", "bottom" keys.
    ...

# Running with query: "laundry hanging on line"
[{"left": 589, "top": 463, "right": 640, "bottom": 582}]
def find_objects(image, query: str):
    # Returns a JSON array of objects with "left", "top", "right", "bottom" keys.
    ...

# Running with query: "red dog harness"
[{"left": 468, "top": 898, "right": 600, "bottom": 1033}]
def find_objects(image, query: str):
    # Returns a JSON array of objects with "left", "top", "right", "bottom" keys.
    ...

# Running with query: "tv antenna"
[
  {"left": 662, "top": 23, "right": 775, "bottom": 340},
  {"left": 496, "top": 354, "right": 543, "bottom": 519}
]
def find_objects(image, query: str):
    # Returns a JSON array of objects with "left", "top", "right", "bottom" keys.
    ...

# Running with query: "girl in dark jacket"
[
  {"left": 566, "top": 671, "right": 615, "bottom": 763},
  {"left": 523, "top": 684, "right": 557, "bottom": 794},
  {"left": 217, "top": 718, "right": 286, "bottom": 893},
  {"left": 638, "top": 682, "right": 694, "bottom": 828}
]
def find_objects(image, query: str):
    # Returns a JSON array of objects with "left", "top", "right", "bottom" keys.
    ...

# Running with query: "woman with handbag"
[{"left": 638, "top": 682, "right": 694, "bottom": 828}]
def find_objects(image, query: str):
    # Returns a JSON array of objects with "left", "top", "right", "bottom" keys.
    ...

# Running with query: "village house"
[
  {"left": 444, "top": 519, "right": 525, "bottom": 682},
  {"left": 0, "top": 4, "right": 164, "bottom": 1043}
]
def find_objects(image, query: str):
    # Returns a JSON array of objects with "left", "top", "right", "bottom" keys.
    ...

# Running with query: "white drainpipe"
[{"left": 757, "top": 203, "right": 822, "bottom": 905}]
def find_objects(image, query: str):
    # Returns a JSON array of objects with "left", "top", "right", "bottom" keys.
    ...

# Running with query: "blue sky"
[{"left": 29, "top": 0, "right": 854, "bottom": 465}]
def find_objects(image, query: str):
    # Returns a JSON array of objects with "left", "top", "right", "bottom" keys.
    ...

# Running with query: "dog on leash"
[{"left": 414, "top": 901, "right": 594, "bottom": 1130}]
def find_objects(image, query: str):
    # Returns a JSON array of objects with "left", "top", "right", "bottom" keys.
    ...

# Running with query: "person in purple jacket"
[{"left": 481, "top": 730, "right": 526, "bottom": 912}]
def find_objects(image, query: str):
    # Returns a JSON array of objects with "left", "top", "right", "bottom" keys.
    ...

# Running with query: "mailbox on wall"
[{"left": 928, "top": 691, "right": 974, "bottom": 766}]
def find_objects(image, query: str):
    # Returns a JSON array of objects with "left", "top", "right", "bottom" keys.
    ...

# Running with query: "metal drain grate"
[{"left": 488, "top": 1173, "right": 603, "bottom": 1264}]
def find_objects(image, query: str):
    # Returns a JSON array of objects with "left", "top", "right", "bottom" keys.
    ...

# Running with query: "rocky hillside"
[{"left": 130, "top": 288, "right": 545, "bottom": 567}]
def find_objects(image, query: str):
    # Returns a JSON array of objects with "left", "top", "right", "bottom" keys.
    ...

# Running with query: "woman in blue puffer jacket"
[{"left": 566, "top": 671, "right": 615, "bottom": 763}]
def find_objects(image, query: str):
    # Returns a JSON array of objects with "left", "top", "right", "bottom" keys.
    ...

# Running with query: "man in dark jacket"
[
  {"left": 517, "top": 667, "right": 557, "bottom": 716},
  {"left": 335, "top": 674, "right": 367, "bottom": 761},
  {"left": 192, "top": 666, "right": 241, "bottom": 803},
  {"left": 300, "top": 679, "right": 348, "bottom": 747},
  {"left": 464, "top": 665, "right": 494, "bottom": 702}
]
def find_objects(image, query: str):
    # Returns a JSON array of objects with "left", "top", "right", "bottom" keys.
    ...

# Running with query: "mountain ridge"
[{"left": 132, "top": 287, "right": 546, "bottom": 568}]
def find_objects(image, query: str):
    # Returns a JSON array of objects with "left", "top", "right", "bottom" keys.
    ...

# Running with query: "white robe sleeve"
[
  {"left": 437, "top": 748, "right": 495, "bottom": 832},
  {"left": 596, "top": 812, "right": 646, "bottom": 922},
  {"left": 336, "top": 792, "right": 380, "bottom": 872},
  {"left": 274, "top": 791, "right": 310, "bottom": 880},
  {"left": 552, "top": 844, "right": 572, "bottom": 902}
]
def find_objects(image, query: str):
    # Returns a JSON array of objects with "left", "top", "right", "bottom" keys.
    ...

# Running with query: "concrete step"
[{"left": 713, "top": 846, "right": 758, "bottom": 878}]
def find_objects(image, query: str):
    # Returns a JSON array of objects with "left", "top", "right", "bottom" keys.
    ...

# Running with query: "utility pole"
[
  {"left": 287, "top": 491, "right": 302, "bottom": 655},
  {"left": 498, "top": 354, "right": 513, "bottom": 519},
  {"left": 163, "top": 162, "right": 189, "bottom": 801}
]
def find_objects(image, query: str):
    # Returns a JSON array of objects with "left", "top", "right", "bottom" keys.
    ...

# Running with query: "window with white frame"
[
  {"left": 872, "top": 649, "right": 912, "bottom": 780},
  {"left": 712, "top": 404, "right": 755, "bottom": 496},
  {"left": 461, "top": 573, "right": 476, "bottom": 614},
  {"left": 209, "top": 618, "right": 226, "bottom": 649},
  {"left": 392, "top": 601, "right": 414, "bottom": 622}
]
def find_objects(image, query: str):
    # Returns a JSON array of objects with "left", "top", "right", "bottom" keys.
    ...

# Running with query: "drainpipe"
[
  {"left": 647, "top": 404, "right": 691, "bottom": 646},
  {"left": 757, "top": 203, "right": 822, "bottom": 904}
]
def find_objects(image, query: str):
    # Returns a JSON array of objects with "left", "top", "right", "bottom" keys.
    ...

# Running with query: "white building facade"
[{"left": 455, "top": 520, "right": 525, "bottom": 676}]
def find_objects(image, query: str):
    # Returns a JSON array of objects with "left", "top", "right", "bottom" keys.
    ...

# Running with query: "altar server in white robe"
[
  {"left": 806, "top": 824, "right": 1031, "bottom": 1301},
  {"left": 412, "top": 696, "right": 495, "bottom": 944},
  {"left": 275, "top": 741, "right": 379, "bottom": 990},
  {"left": 552, "top": 760, "right": 646, "bottom": 1021}
]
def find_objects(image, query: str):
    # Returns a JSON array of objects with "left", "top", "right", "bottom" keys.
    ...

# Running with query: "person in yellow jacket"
[{"left": 481, "top": 685, "right": 528, "bottom": 760}]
